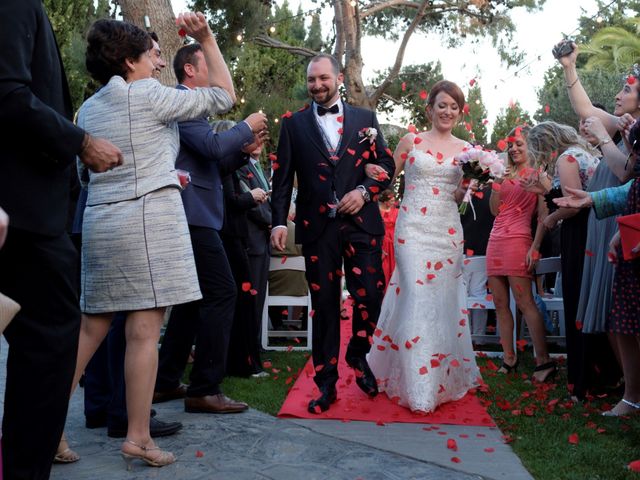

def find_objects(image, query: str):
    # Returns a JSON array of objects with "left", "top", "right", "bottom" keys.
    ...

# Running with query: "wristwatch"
[{"left": 356, "top": 185, "right": 370, "bottom": 202}]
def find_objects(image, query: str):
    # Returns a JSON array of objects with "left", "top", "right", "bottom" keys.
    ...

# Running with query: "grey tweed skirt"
[{"left": 80, "top": 186, "right": 202, "bottom": 314}]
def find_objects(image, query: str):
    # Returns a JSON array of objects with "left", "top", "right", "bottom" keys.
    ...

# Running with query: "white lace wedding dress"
[{"left": 367, "top": 147, "right": 480, "bottom": 413}]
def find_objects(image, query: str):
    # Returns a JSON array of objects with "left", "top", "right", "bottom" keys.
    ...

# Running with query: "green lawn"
[
  {"left": 218, "top": 350, "right": 311, "bottom": 416},
  {"left": 476, "top": 353, "right": 640, "bottom": 480},
  {"left": 213, "top": 348, "right": 639, "bottom": 480}
]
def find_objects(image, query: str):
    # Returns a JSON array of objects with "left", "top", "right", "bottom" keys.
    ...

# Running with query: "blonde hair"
[
  {"left": 506, "top": 125, "right": 531, "bottom": 177},
  {"left": 526, "top": 121, "right": 595, "bottom": 176}
]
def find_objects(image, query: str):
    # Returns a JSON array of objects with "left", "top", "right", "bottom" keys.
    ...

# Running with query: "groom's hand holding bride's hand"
[
  {"left": 338, "top": 189, "right": 366, "bottom": 215},
  {"left": 364, "top": 164, "right": 390, "bottom": 181}
]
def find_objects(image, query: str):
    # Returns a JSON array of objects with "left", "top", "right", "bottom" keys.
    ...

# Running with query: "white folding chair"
[
  {"left": 533, "top": 256, "right": 565, "bottom": 344},
  {"left": 261, "top": 256, "right": 313, "bottom": 351},
  {"left": 463, "top": 256, "right": 516, "bottom": 354}
]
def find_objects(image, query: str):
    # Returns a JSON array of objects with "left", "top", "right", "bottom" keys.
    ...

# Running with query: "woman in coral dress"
[
  {"left": 485, "top": 126, "right": 555, "bottom": 382},
  {"left": 379, "top": 189, "right": 398, "bottom": 288}
]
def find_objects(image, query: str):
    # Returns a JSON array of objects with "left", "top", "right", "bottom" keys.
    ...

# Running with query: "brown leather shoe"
[
  {"left": 184, "top": 394, "right": 248, "bottom": 414},
  {"left": 152, "top": 384, "right": 188, "bottom": 404}
]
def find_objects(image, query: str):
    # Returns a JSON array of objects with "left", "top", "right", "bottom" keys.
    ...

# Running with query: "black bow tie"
[{"left": 317, "top": 104, "right": 339, "bottom": 116}]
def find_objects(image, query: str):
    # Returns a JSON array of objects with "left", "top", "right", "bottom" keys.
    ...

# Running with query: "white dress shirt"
[{"left": 313, "top": 99, "right": 343, "bottom": 153}]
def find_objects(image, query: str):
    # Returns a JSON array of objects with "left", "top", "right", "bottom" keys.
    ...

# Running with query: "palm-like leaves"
[{"left": 582, "top": 18, "right": 640, "bottom": 71}]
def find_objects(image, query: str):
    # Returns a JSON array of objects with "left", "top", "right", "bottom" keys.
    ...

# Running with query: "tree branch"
[
  {"left": 360, "top": 0, "right": 423, "bottom": 19},
  {"left": 371, "top": 0, "right": 430, "bottom": 104},
  {"left": 360, "top": 0, "right": 493, "bottom": 24},
  {"left": 252, "top": 34, "right": 320, "bottom": 58},
  {"left": 333, "top": 2, "right": 345, "bottom": 66}
]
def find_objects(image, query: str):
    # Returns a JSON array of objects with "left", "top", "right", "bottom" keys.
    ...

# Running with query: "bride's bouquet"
[{"left": 455, "top": 146, "right": 505, "bottom": 217}]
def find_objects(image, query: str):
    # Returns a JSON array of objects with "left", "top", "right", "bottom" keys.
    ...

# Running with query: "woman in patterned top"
[
  {"left": 554, "top": 119, "right": 640, "bottom": 416},
  {"left": 526, "top": 121, "right": 599, "bottom": 401}
]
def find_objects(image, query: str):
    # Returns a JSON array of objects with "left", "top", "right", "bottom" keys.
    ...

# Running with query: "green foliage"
[
  {"left": 306, "top": 13, "right": 323, "bottom": 52},
  {"left": 373, "top": 62, "right": 443, "bottom": 129},
  {"left": 374, "top": 65, "right": 488, "bottom": 145},
  {"left": 535, "top": 67, "right": 622, "bottom": 127},
  {"left": 490, "top": 102, "right": 533, "bottom": 148},
  {"left": 191, "top": 0, "right": 271, "bottom": 59},
  {"left": 574, "top": 0, "right": 640, "bottom": 47},
  {"left": 220, "top": 1, "right": 324, "bottom": 152},
  {"left": 534, "top": 0, "right": 640, "bottom": 121},
  {"left": 361, "top": 0, "right": 546, "bottom": 67},
  {"left": 582, "top": 18, "right": 640, "bottom": 71},
  {"left": 453, "top": 83, "right": 489, "bottom": 146},
  {"left": 44, "top": 0, "right": 112, "bottom": 110}
]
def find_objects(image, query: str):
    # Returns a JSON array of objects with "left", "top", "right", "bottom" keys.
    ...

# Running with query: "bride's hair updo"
[{"left": 427, "top": 80, "right": 465, "bottom": 112}]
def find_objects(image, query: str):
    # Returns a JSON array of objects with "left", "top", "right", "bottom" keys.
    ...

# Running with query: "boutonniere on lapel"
[{"left": 358, "top": 127, "right": 378, "bottom": 144}]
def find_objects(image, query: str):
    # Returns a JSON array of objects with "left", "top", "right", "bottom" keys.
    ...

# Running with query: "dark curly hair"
[
  {"left": 86, "top": 19, "right": 152, "bottom": 85},
  {"left": 378, "top": 189, "right": 396, "bottom": 203}
]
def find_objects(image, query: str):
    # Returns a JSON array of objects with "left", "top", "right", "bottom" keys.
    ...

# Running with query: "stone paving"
[{"left": 0, "top": 339, "right": 534, "bottom": 480}]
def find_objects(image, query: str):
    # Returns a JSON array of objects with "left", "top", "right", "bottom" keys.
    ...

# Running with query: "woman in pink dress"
[
  {"left": 485, "top": 126, "right": 556, "bottom": 382},
  {"left": 379, "top": 189, "right": 398, "bottom": 288}
]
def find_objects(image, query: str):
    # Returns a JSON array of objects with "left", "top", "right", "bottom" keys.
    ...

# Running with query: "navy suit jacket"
[
  {"left": 271, "top": 103, "right": 394, "bottom": 244},
  {"left": 176, "top": 84, "right": 254, "bottom": 230},
  {"left": 0, "top": 0, "right": 86, "bottom": 236}
]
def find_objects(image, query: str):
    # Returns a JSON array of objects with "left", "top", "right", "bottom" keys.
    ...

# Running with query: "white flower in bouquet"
[{"left": 455, "top": 146, "right": 504, "bottom": 217}]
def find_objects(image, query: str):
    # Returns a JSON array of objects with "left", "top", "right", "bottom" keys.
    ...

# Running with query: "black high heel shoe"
[
  {"left": 498, "top": 357, "right": 519, "bottom": 374},
  {"left": 533, "top": 361, "right": 558, "bottom": 382}
]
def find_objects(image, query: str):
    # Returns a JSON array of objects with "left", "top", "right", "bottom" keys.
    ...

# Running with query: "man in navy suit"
[
  {"left": 238, "top": 144, "right": 272, "bottom": 350},
  {"left": 271, "top": 54, "right": 395, "bottom": 413},
  {"left": 0, "top": 1, "right": 122, "bottom": 477},
  {"left": 154, "top": 43, "right": 268, "bottom": 413}
]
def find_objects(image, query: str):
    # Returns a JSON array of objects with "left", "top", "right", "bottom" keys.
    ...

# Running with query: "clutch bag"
[{"left": 616, "top": 213, "right": 640, "bottom": 261}]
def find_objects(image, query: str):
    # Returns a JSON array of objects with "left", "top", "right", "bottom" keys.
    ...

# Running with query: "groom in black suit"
[{"left": 271, "top": 54, "right": 394, "bottom": 413}]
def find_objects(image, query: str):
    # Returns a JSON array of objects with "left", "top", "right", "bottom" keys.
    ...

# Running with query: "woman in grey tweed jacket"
[{"left": 60, "top": 15, "right": 237, "bottom": 468}]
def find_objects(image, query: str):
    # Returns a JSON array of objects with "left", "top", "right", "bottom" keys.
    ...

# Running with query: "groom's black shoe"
[
  {"left": 308, "top": 386, "right": 337, "bottom": 414},
  {"left": 346, "top": 355, "right": 379, "bottom": 397}
]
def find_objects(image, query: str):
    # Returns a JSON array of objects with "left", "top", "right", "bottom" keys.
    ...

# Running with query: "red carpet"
[{"left": 278, "top": 301, "right": 495, "bottom": 426}]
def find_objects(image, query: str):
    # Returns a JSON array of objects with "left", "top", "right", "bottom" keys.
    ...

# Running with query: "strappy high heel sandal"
[
  {"left": 121, "top": 439, "right": 176, "bottom": 470},
  {"left": 54, "top": 436, "right": 80, "bottom": 464},
  {"left": 533, "top": 361, "right": 558, "bottom": 383},
  {"left": 498, "top": 357, "right": 519, "bottom": 374},
  {"left": 602, "top": 398, "right": 640, "bottom": 417}
]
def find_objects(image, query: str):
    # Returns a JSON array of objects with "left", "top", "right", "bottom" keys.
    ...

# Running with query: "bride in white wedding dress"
[{"left": 367, "top": 80, "right": 481, "bottom": 413}]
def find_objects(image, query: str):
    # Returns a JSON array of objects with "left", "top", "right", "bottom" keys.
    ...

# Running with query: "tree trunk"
[
  {"left": 337, "top": 0, "right": 375, "bottom": 110},
  {"left": 118, "top": 0, "right": 181, "bottom": 86}
]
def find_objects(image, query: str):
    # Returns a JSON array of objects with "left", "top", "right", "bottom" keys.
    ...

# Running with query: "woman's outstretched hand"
[{"left": 552, "top": 186, "right": 593, "bottom": 209}]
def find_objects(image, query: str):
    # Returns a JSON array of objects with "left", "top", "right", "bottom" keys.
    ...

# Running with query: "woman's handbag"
[{"left": 0, "top": 291, "right": 20, "bottom": 333}]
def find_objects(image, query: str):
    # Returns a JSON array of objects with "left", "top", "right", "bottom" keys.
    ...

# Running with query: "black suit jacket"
[
  {"left": 221, "top": 169, "right": 258, "bottom": 239},
  {"left": 238, "top": 162, "right": 272, "bottom": 255},
  {"left": 0, "top": 0, "right": 85, "bottom": 236},
  {"left": 271, "top": 103, "right": 394, "bottom": 244}
]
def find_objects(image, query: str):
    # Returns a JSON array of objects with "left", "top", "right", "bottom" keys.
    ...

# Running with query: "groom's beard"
[{"left": 309, "top": 82, "right": 339, "bottom": 106}]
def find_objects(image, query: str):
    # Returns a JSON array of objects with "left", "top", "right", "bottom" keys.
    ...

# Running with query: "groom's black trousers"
[{"left": 302, "top": 217, "right": 385, "bottom": 389}]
